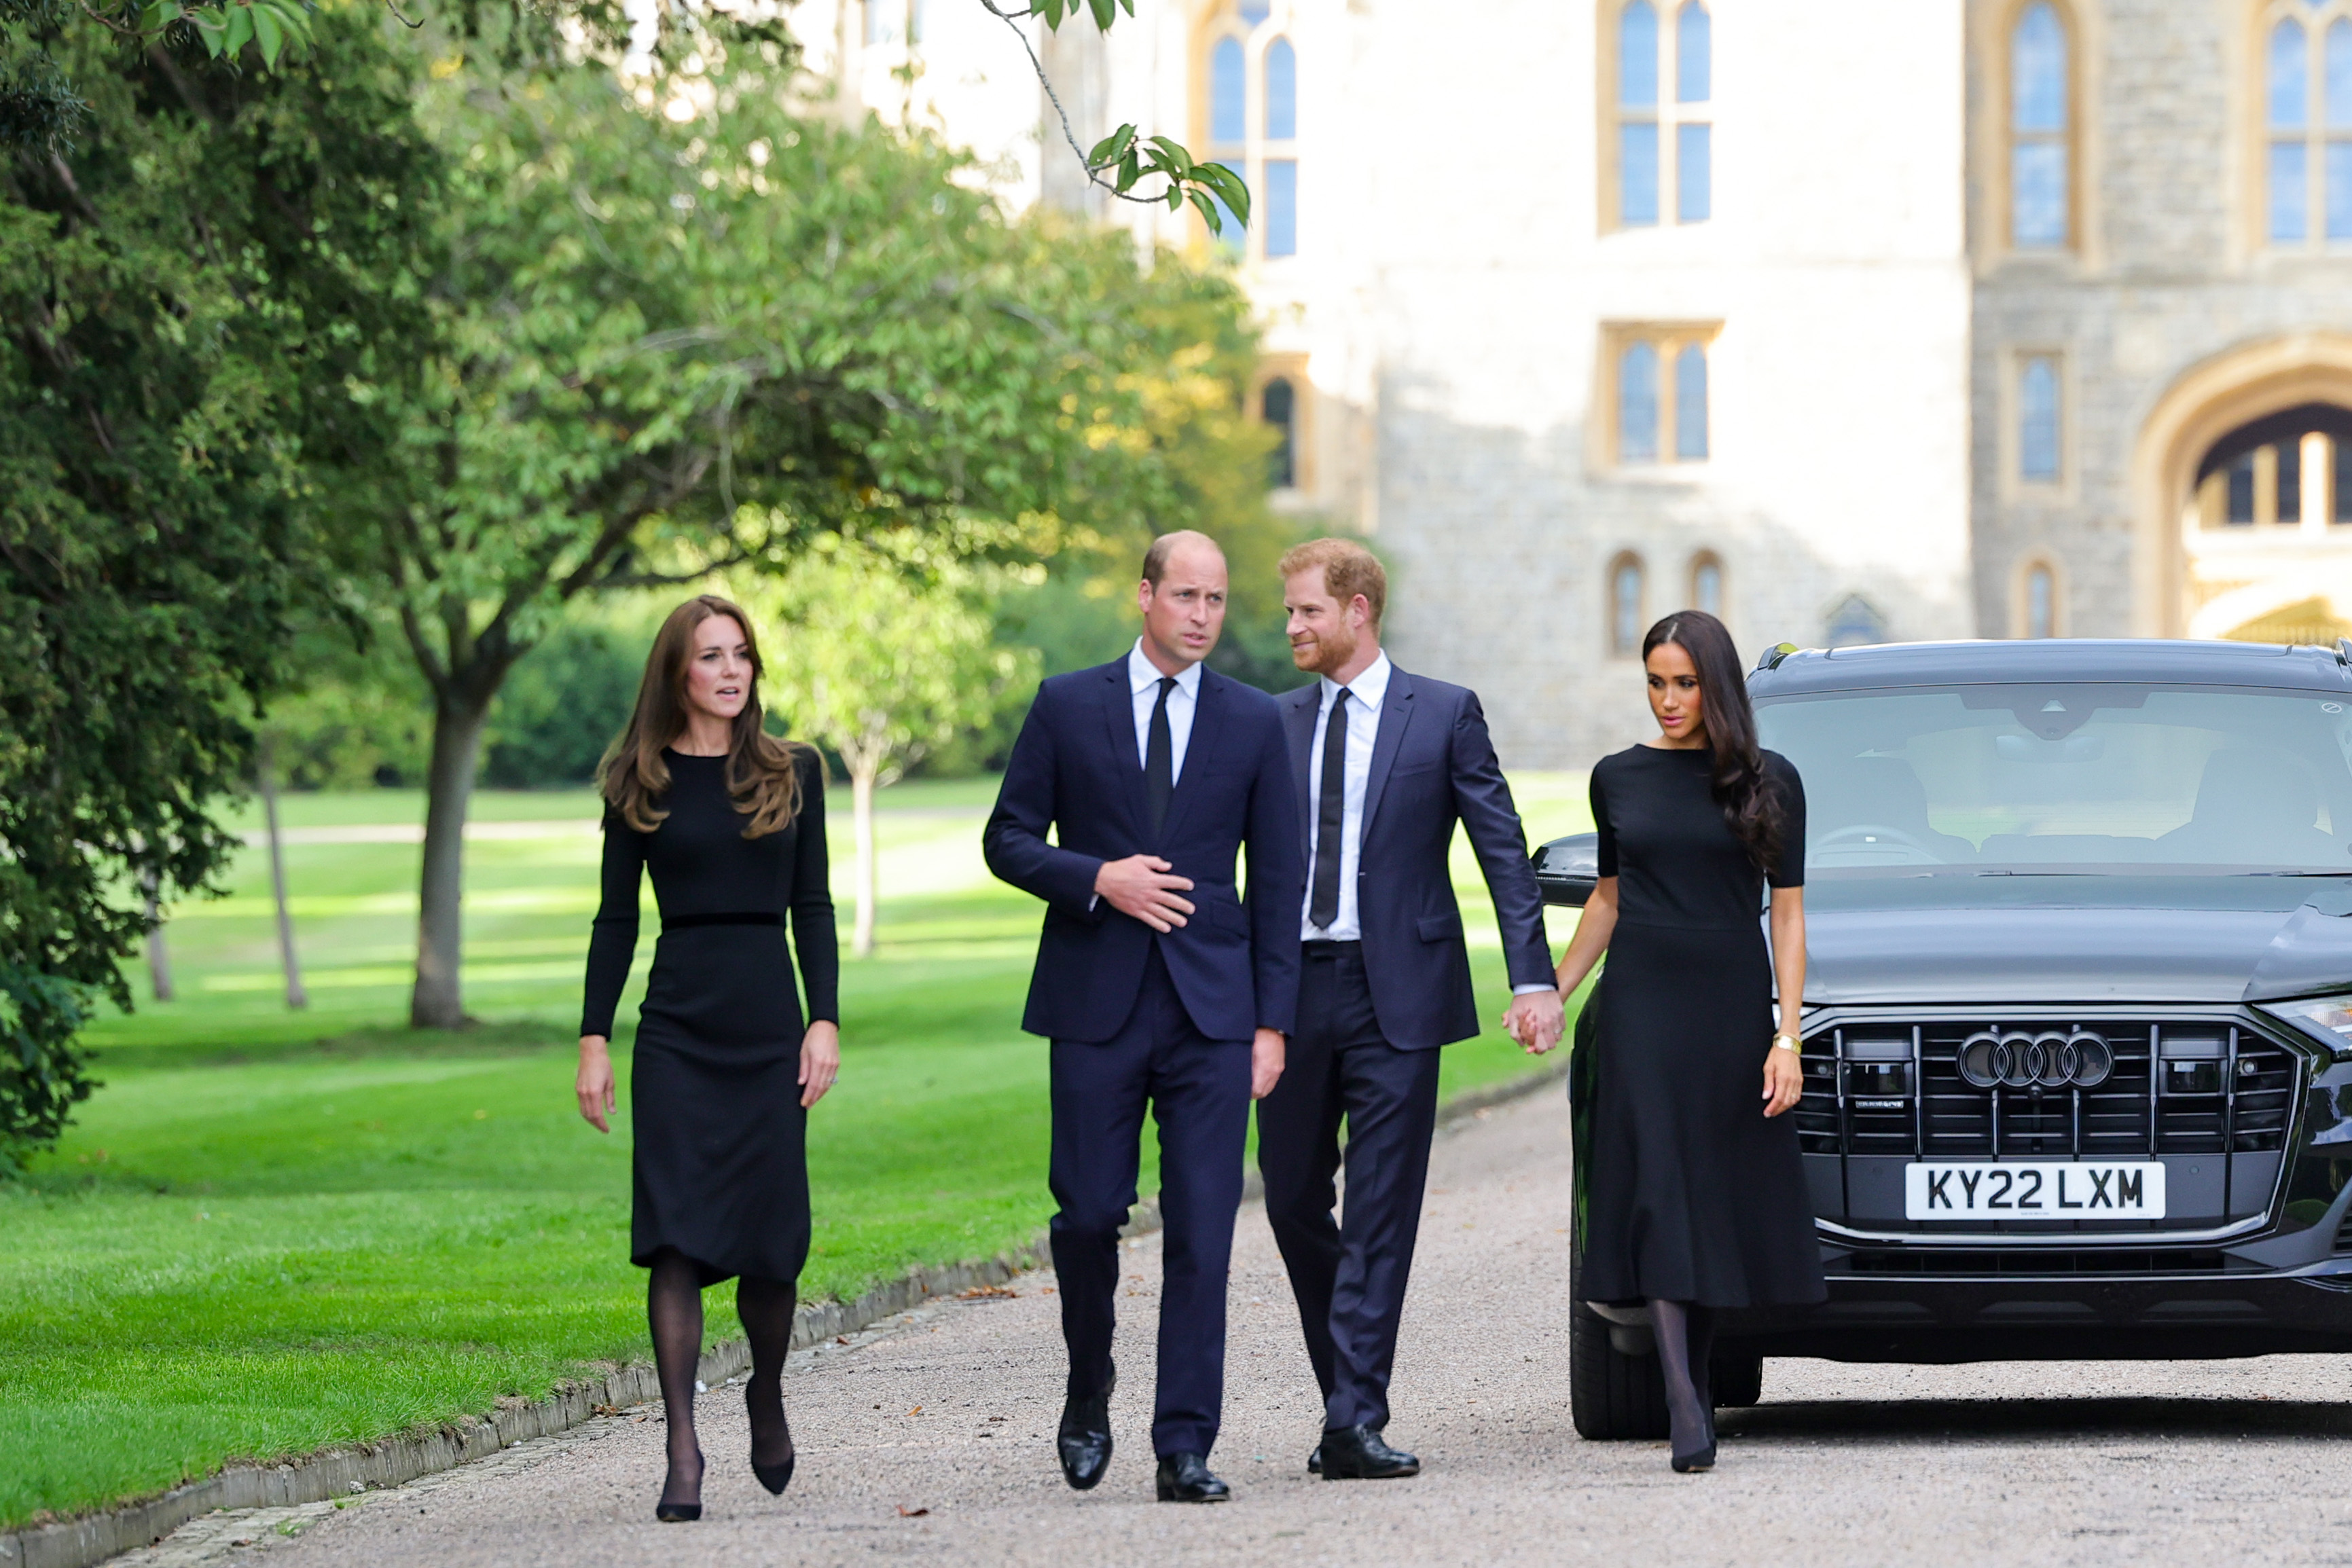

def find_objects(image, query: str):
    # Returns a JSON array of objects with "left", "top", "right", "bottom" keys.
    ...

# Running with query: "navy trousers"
[
  {"left": 1049, "top": 942, "right": 1252, "bottom": 1459},
  {"left": 1256, "top": 940, "right": 1443, "bottom": 1433}
]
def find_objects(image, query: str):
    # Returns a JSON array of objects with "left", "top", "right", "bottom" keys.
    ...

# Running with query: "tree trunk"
[
  {"left": 851, "top": 760, "right": 878, "bottom": 960},
  {"left": 258, "top": 737, "right": 308, "bottom": 1010},
  {"left": 410, "top": 689, "right": 492, "bottom": 1029},
  {"left": 140, "top": 869, "right": 173, "bottom": 1003}
]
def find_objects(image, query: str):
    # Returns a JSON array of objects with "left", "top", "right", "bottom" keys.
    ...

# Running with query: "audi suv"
[{"left": 1535, "top": 638, "right": 2352, "bottom": 1438}]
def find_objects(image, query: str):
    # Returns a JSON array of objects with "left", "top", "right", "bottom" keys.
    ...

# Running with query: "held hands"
[
  {"left": 1095, "top": 854, "right": 1195, "bottom": 932},
  {"left": 576, "top": 1036, "right": 615, "bottom": 1133},
  {"left": 1502, "top": 989, "right": 1567, "bottom": 1055},
  {"left": 1251, "top": 1028, "right": 1286, "bottom": 1100},
  {"left": 1761, "top": 1038, "right": 1805, "bottom": 1118},
  {"left": 799, "top": 1020, "right": 842, "bottom": 1108}
]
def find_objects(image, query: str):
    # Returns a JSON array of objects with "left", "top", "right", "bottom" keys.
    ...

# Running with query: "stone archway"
[{"left": 2131, "top": 332, "right": 2352, "bottom": 637}]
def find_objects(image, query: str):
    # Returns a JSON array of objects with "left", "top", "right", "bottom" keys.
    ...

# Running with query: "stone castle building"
[{"left": 787, "top": 0, "right": 2352, "bottom": 768}]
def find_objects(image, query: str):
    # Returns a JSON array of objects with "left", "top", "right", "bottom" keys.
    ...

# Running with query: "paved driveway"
[{"left": 145, "top": 1089, "right": 2352, "bottom": 1568}]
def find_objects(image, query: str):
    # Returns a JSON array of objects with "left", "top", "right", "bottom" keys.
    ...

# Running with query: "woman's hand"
[
  {"left": 577, "top": 1036, "right": 615, "bottom": 1133},
  {"left": 1761, "top": 1041, "right": 1805, "bottom": 1118},
  {"left": 799, "top": 1020, "right": 841, "bottom": 1108}
]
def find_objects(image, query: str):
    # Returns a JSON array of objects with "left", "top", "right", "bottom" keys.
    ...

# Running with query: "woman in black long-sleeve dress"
[
  {"left": 1544, "top": 610, "right": 1823, "bottom": 1473},
  {"left": 575, "top": 593, "right": 839, "bottom": 1522}
]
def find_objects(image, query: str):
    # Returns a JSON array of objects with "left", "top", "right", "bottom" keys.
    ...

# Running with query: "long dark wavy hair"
[
  {"left": 599, "top": 594, "right": 806, "bottom": 838},
  {"left": 1641, "top": 609, "right": 1784, "bottom": 870}
]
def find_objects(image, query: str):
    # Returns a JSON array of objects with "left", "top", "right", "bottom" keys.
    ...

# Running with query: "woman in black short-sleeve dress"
[
  {"left": 575, "top": 594, "right": 839, "bottom": 1522},
  {"left": 1548, "top": 610, "right": 1823, "bottom": 1473}
]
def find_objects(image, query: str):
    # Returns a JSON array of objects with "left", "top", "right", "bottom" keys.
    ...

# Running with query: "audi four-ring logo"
[{"left": 1956, "top": 1028, "right": 2114, "bottom": 1090}]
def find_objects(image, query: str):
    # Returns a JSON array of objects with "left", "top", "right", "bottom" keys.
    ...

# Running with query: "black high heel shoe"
[
  {"left": 748, "top": 1385, "right": 796, "bottom": 1495},
  {"left": 1669, "top": 1441, "right": 1716, "bottom": 1474},
  {"left": 655, "top": 1448, "right": 705, "bottom": 1521}
]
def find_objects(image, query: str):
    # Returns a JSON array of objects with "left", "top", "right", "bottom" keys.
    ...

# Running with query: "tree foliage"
[{"left": 0, "top": 10, "right": 438, "bottom": 1157}]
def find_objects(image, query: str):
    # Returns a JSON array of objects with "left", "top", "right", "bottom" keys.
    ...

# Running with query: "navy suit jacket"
[
  {"left": 1283, "top": 666, "right": 1553, "bottom": 1050},
  {"left": 984, "top": 658, "right": 1304, "bottom": 1044}
]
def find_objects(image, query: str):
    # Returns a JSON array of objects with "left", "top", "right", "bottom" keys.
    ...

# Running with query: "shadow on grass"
[{"left": 84, "top": 1019, "right": 577, "bottom": 1074}]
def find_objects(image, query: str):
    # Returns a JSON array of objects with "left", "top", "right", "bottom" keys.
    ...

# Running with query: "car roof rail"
[
  {"left": 2338, "top": 636, "right": 2352, "bottom": 668},
  {"left": 1754, "top": 642, "right": 1801, "bottom": 673}
]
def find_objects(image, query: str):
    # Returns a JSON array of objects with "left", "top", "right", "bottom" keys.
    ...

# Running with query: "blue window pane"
[
  {"left": 1263, "top": 378, "right": 1295, "bottom": 489},
  {"left": 2273, "top": 140, "right": 2311, "bottom": 240},
  {"left": 2330, "top": 141, "right": 2352, "bottom": 238},
  {"left": 1211, "top": 37, "right": 1246, "bottom": 145},
  {"left": 1265, "top": 37, "right": 1297, "bottom": 139},
  {"left": 1620, "top": 342, "right": 1660, "bottom": 463},
  {"left": 1612, "top": 562, "right": 1644, "bottom": 653},
  {"left": 2273, "top": 19, "right": 2310, "bottom": 130},
  {"left": 2019, "top": 357, "right": 2060, "bottom": 481},
  {"left": 1621, "top": 0, "right": 1659, "bottom": 107},
  {"left": 1677, "top": 2, "right": 1709, "bottom": 102},
  {"left": 1677, "top": 122, "right": 1710, "bottom": 222},
  {"left": 1673, "top": 344, "right": 1707, "bottom": 459},
  {"left": 1212, "top": 159, "right": 1246, "bottom": 253},
  {"left": 1621, "top": 124, "right": 1659, "bottom": 225},
  {"left": 1264, "top": 160, "right": 1297, "bottom": 257},
  {"left": 2332, "top": 21, "right": 2352, "bottom": 126},
  {"left": 1238, "top": 0, "right": 1269, "bottom": 22},
  {"left": 2012, "top": 142, "right": 2067, "bottom": 246},
  {"left": 1693, "top": 560, "right": 1722, "bottom": 617},
  {"left": 2027, "top": 567, "right": 2053, "bottom": 639},
  {"left": 2012, "top": 3, "right": 2066, "bottom": 131}
]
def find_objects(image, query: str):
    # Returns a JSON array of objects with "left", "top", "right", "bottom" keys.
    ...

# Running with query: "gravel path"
[{"left": 136, "top": 1088, "right": 2352, "bottom": 1568}]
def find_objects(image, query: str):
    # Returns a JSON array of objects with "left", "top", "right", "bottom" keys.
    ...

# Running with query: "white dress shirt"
[
  {"left": 1127, "top": 640, "right": 1201, "bottom": 782},
  {"left": 1301, "top": 651, "right": 1555, "bottom": 996},
  {"left": 1302, "top": 653, "right": 1392, "bottom": 941}
]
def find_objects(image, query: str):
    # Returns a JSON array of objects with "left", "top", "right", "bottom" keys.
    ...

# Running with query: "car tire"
[
  {"left": 1567, "top": 1295, "right": 1671, "bottom": 1440},
  {"left": 1710, "top": 1351, "right": 1764, "bottom": 1409}
]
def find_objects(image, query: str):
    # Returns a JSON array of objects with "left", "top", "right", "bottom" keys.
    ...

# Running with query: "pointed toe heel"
[
  {"left": 653, "top": 1501, "right": 703, "bottom": 1523},
  {"left": 752, "top": 1453, "right": 796, "bottom": 1496},
  {"left": 1669, "top": 1443, "right": 1716, "bottom": 1474}
]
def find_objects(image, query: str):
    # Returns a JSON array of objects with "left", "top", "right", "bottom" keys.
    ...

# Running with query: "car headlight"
[{"left": 2260, "top": 995, "right": 2352, "bottom": 1062}]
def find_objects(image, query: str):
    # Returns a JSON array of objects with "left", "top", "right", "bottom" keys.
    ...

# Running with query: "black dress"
[
  {"left": 580, "top": 748, "right": 839, "bottom": 1288},
  {"left": 1580, "top": 745, "right": 1825, "bottom": 1309}
]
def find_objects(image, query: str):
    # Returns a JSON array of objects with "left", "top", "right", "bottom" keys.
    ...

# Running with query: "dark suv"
[{"left": 1536, "top": 638, "right": 2352, "bottom": 1438}]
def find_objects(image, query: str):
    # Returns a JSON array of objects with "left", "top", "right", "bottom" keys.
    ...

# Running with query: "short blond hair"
[{"left": 1279, "top": 537, "right": 1388, "bottom": 630}]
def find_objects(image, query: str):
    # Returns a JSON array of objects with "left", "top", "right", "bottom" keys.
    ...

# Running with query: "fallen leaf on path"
[{"left": 898, "top": 1506, "right": 930, "bottom": 1517}]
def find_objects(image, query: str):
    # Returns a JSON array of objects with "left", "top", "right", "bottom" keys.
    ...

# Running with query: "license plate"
[{"left": 1904, "top": 1162, "right": 2166, "bottom": 1220}]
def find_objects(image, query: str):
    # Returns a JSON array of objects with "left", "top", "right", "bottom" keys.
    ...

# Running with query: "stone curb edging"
[{"left": 1, "top": 1059, "right": 1566, "bottom": 1568}]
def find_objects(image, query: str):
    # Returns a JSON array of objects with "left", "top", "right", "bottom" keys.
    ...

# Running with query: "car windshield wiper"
[{"left": 2237, "top": 870, "right": 2352, "bottom": 877}]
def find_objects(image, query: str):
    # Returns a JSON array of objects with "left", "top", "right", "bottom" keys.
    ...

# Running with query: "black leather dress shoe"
[
  {"left": 1318, "top": 1423, "right": 1421, "bottom": 1480},
  {"left": 1056, "top": 1393, "right": 1112, "bottom": 1491},
  {"left": 1154, "top": 1452, "right": 1231, "bottom": 1503},
  {"left": 1306, "top": 1442, "right": 1321, "bottom": 1474}
]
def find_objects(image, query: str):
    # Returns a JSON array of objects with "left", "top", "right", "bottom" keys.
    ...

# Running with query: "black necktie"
[
  {"left": 1310, "top": 687, "right": 1350, "bottom": 929},
  {"left": 1145, "top": 676, "right": 1176, "bottom": 839}
]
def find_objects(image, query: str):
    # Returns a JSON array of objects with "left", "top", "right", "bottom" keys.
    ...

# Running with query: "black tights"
[
  {"left": 647, "top": 1251, "right": 799, "bottom": 1506},
  {"left": 1646, "top": 1299, "right": 1717, "bottom": 1459}
]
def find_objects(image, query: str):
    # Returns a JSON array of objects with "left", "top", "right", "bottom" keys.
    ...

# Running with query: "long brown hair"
[
  {"left": 600, "top": 594, "right": 806, "bottom": 837},
  {"left": 1641, "top": 609, "right": 1784, "bottom": 870}
]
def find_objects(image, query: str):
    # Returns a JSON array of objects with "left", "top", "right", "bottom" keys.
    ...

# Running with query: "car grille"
[
  {"left": 1795, "top": 1019, "right": 2301, "bottom": 1160},
  {"left": 1841, "top": 1247, "right": 2232, "bottom": 1276}
]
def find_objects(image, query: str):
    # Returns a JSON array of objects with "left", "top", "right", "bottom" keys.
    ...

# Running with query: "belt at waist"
[
  {"left": 1302, "top": 938, "right": 1364, "bottom": 958},
  {"left": 661, "top": 911, "right": 785, "bottom": 932}
]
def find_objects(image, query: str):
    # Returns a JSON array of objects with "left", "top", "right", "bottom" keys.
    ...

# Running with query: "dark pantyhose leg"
[
  {"left": 737, "top": 1275, "right": 799, "bottom": 1493},
  {"left": 647, "top": 1250, "right": 707, "bottom": 1518},
  {"left": 1647, "top": 1298, "right": 1715, "bottom": 1470}
]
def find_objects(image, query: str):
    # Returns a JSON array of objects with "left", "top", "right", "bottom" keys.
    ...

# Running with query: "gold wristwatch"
[{"left": 1771, "top": 1033, "right": 1801, "bottom": 1053}]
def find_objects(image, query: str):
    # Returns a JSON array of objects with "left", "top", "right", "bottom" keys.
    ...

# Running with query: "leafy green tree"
[
  {"left": 746, "top": 542, "right": 1036, "bottom": 958},
  {"left": 0, "top": 10, "right": 439, "bottom": 1156}
]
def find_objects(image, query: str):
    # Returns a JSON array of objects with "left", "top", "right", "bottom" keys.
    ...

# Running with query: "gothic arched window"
[
  {"left": 1200, "top": 5, "right": 1299, "bottom": 260},
  {"left": 1690, "top": 552, "right": 1725, "bottom": 619},
  {"left": 2264, "top": 1, "right": 2352, "bottom": 247},
  {"left": 1610, "top": 553, "right": 1648, "bottom": 657},
  {"left": 2021, "top": 560, "right": 2060, "bottom": 639},
  {"left": 1610, "top": 325, "right": 1717, "bottom": 467},
  {"left": 1608, "top": 0, "right": 1710, "bottom": 231},
  {"left": 2010, "top": 1, "right": 2072, "bottom": 249}
]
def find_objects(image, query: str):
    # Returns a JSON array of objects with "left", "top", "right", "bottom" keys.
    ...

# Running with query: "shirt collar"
[
  {"left": 1129, "top": 639, "right": 1204, "bottom": 698},
  {"left": 1320, "top": 651, "right": 1392, "bottom": 713}
]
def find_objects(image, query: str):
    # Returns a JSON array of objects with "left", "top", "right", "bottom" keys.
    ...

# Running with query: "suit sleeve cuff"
[{"left": 1511, "top": 982, "right": 1559, "bottom": 996}]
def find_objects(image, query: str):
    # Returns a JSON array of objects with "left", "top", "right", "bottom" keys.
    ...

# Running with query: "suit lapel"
[
  {"left": 1284, "top": 687, "right": 1318, "bottom": 845},
  {"left": 1358, "top": 666, "right": 1417, "bottom": 845},
  {"left": 1098, "top": 662, "right": 1150, "bottom": 839},
  {"left": 1157, "top": 671, "right": 1222, "bottom": 845}
]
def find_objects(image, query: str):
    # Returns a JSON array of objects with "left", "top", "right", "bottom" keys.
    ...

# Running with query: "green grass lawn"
[{"left": 1, "top": 773, "right": 1593, "bottom": 1529}]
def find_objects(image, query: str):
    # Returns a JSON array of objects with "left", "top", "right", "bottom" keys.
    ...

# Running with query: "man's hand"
[
  {"left": 1094, "top": 854, "right": 1195, "bottom": 931},
  {"left": 576, "top": 1036, "right": 615, "bottom": 1133},
  {"left": 1503, "top": 989, "right": 1566, "bottom": 1056},
  {"left": 1251, "top": 1027, "right": 1286, "bottom": 1099}
]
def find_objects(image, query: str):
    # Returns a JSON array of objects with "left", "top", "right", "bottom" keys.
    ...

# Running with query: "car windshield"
[{"left": 1754, "top": 683, "right": 2352, "bottom": 875}]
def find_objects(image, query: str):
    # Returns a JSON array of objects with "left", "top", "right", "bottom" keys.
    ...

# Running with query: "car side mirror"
[{"left": 1532, "top": 833, "right": 1599, "bottom": 907}]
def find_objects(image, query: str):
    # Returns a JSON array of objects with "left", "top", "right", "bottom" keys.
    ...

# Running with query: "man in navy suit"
[
  {"left": 1260, "top": 538, "right": 1563, "bottom": 1480},
  {"left": 983, "top": 530, "right": 1303, "bottom": 1504}
]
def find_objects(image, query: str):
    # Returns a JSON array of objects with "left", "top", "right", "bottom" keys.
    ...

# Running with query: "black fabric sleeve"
[
  {"left": 1591, "top": 759, "right": 1618, "bottom": 879},
  {"left": 1768, "top": 752, "right": 1807, "bottom": 890},
  {"left": 789, "top": 749, "right": 841, "bottom": 1026},
  {"left": 580, "top": 807, "right": 646, "bottom": 1038}
]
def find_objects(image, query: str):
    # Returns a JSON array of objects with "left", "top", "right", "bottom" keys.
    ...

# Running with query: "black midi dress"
[
  {"left": 1579, "top": 744, "right": 1825, "bottom": 1309},
  {"left": 579, "top": 748, "right": 839, "bottom": 1288}
]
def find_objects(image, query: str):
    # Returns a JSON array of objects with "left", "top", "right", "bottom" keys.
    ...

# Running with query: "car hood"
[{"left": 1803, "top": 875, "right": 2352, "bottom": 1006}]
